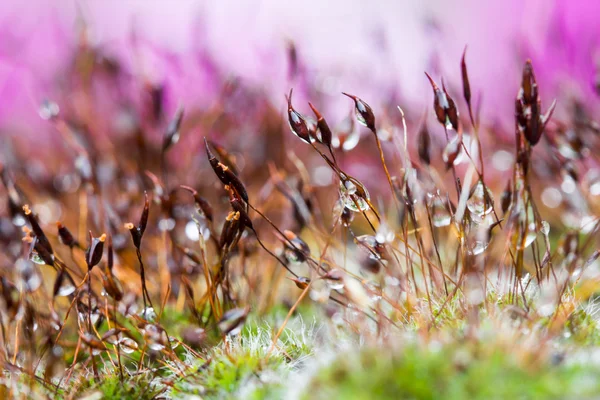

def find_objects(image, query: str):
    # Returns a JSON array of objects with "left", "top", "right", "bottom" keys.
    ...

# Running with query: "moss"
[
  {"left": 304, "top": 344, "right": 600, "bottom": 400},
  {"left": 564, "top": 308, "right": 600, "bottom": 346},
  {"left": 171, "top": 314, "right": 315, "bottom": 399},
  {"left": 170, "top": 349, "right": 283, "bottom": 399},
  {"left": 76, "top": 371, "right": 164, "bottom": 400}
]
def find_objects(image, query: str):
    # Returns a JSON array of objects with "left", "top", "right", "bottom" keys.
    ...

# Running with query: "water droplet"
[
  {"left": 309, "top": 279, "right": 331, "bottom": 302},
  {"left": 467, "top": 182, "right": 494, "bottom": 218},
  {"left": 30, "top": 253, "right": 47, "bottom": 265},
  {"left": 375, "top": 222, "right": 395, "bottom": 244},
  {"left": 74, "top": 155, "right": 92, "bottom": 180},
  {"left": 148, "top": 342, "right": 165, "bottom": 352},
  {"left": 541, "top": 187, "right": 562, "bottom": 208},
  {"left": 39, "top": 100, "right": 60, "bottom": 120},
  {"left": 326, "top": 280, "right": 345, "bottom": 291},
  {"left": 140, "top": 307, "right": 157, "bottom": 322},
  {"left": 431, "top": 196, "right": 451, "bottom": 227},
  {"left": 541, "top": 221, "right": 550, "bottom": 236},
  {"left": 469, "top": 240, "right": 488, "bottom": 255},
  {"left": 12, "top": 214, "right": 26, "bottom": 227},
  {"left": 442, "top": 134, "right": 462, "bottom": 169},
  {"left": 561, "top": 176, "right": 576, "bottom": 194},
  {"left": 284, "top": 248, "right": 301, "bottom": 263},
  {"left": 521, "top": 226, "right": 538, "bottom": 249},
  {"left": 120, "top": 338, "right": 138, "bottom": 354},
  {"left": 158, "top": 218, "right": 176, "bottom": 232},
  {"left": 169, "top": 337, "right": 180, "bottom": 349},
  {"left": 16, "top": 259, "right": 41, "bottom": 292},
  {"left": 24, "top": 274, "right": 41, "bottom": 292},
  {"left": 340, "top": 128, "right": 361, "bottom": 151},
  {"left": 339, "top": 178, "right": 370, "bottom": 212},
  {"left": 355, "top": 235, "right": 386, "bottom": 261},
  {"left": 519, "top": 202, "right": 538, "bottom": 250}
]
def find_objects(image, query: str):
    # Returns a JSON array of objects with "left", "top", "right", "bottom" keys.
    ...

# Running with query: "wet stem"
[
  {"left": 371, "top": 128, "right": 401, "bottom": 209},
  {"left": 136, "top": 248, "right": 154, "bottom": 312}
]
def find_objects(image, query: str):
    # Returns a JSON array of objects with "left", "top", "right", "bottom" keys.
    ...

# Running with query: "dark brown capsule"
[
  {"left": 516, "top": 61, "right": 555, "bottom": 146},
  {"left": 32, "top": 237, "right": 55, "bottom": 267},
  {"left": 461, "top": 47, "right": 471, "bottom": 105},
  {"left": 219, "top": 211, "right": 242, "bottom": 250},
  {"left": 148, "top": 84, "right": 164, "bottom": 122},
  {"left": 53, "top": 268, "right": 76, "bottom": 297},
  {"left": 442, "top": 80, "right": 459, "bottom": 131},
  {"left": 282, "top": 230, "right": 310, "bottom": 263},
  {"left": 521, "top": 60, "right": 535, "bottom": 105},
  {"left": 500, "top": 180, "right": 512, "bottom": 215},
  {"left": 23, "top": 205, "right": 53, "bottom": 256},
  {"left": 107, "top": 234, "right": 114, "bottom": 271},
  {"left": 229, "top": 196, "right": 253, "bottom": 230},
  {"left": 425, "top": 72, "right": 448, "bottom": 126},
  {"left": 139, "top": 192, "right": 150, "bottom": 238},
  {"left": 287, "top": 89, "right": 312, "bottom": 143},
  {"left": 417, "top": 123, "right": 431, "bottom": 166},
  {"left": 101, "top": 272, "right": 123, "bottom": 301},
  {"left": 86, "top": 232, "right": 106, "bottom": 269},
  {"left": 308, "top": 102, "right": 333, "bottom": 147},
  {"left": 180, "top": 185, "right": 214, "bottom": 223},
  {"left": 57, "top": 222, "right": 79, "bottom": 249},
  {"left": 204, "top": 138, "right": 227, "bottom": 182},
  {"left": 208, "top": 139, "right": 240, "bottom": 176},
  {"left": 342, "top": 92, "right": 376, "bottom": 132},
  {"left": 125, "top": 222, "right": 141, "bottom": 249},
  {"left": 515, "top": 99, "right": 526, "bottom": 127},
  {"left": 222, "top": 166, "right": 249, "bottom": 203},
  {"left": 204, "top": 139, "right": 249, "bottom": 203},
  {"left": 527, "top": 96, "right": 541, "bottom": 144},
  {"left": 162, "top": 106, "right": 184, "bottom": 152}
]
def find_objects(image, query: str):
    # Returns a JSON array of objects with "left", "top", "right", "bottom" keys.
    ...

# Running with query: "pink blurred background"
[{"left": 0, "top": 0, "right": 598, "bottom": 141}]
